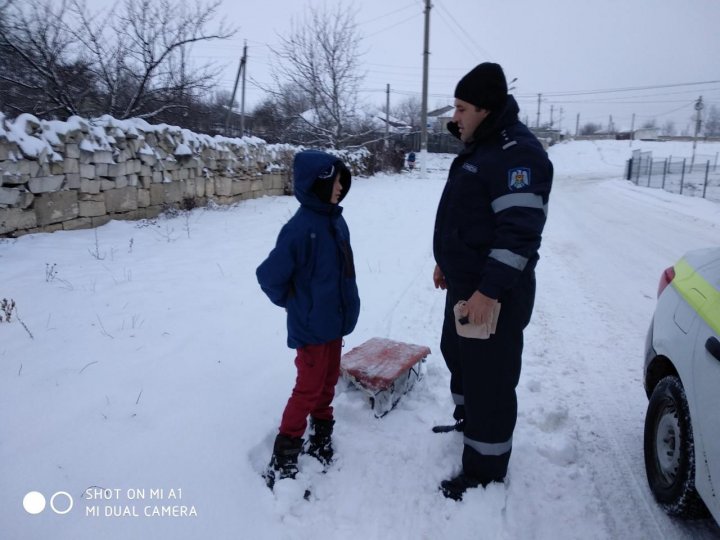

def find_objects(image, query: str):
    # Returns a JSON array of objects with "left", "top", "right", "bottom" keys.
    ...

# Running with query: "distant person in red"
[{"left": 256, "top": 150, "right": 361, "bottom": 490}]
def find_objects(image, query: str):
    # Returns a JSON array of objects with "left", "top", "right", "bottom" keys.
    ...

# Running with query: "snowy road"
[
  {"left": 525, "top": 146, "right": 720, "bottom": 539},
  {"left": 2, "top": 141, "right": 720, "bottom": 539}
]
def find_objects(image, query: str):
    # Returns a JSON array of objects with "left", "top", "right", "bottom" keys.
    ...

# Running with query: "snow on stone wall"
[{"left": 0, "top": 113, "right": 370, "bottom": 237}]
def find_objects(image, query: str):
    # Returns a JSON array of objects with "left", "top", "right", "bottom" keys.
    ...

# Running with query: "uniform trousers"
[{"left": 440, "top": 274, "right": 535, "bottom": 481}]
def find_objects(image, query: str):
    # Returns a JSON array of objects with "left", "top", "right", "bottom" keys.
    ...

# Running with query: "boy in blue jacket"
[{"left": 256, "top": 150, "right": 360, "bottom": 489}]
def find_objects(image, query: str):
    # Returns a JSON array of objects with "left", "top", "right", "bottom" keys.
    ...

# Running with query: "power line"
[
  {"left": 541, "top": 80, "right": 720, "bottom": 98},
  {"left": 357, "top": 2, "right": 418, "bottom": 26},
  {"left": 434, "top": 0, "right": 492, "bottom": 59},
  {"left": 543, "top": 86, "right": 720, "bottom": 103},
  {"left": 362, "top": 12, "right": 422, "bottom": 39}
]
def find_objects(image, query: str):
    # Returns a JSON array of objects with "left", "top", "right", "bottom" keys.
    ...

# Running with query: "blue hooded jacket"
[{"left": 256, "top": 150, "right": 360, "bottom": 349}]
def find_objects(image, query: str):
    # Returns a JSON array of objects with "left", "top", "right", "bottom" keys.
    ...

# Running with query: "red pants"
[{"left": 279, "top": 338, "right": 342, "bottom": 438}]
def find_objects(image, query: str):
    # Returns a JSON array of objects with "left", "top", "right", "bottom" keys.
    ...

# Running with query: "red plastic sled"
[{"left": 340, "top": 337, "right": 431, "bottom": 417}]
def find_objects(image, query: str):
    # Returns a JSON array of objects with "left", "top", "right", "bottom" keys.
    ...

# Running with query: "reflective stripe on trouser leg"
[
  {"left": 459, "top": 275, "right": 534, "bottom": 481},
  {"left": 460, "top": 322, "right": 520, "bottom": 480},
  {"left": 464, "top": 435, "right": 513, "bottom": 456}
]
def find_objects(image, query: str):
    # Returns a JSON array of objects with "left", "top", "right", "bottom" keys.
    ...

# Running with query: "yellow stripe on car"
[{"left": 672, "top": 259, "right": 720, "bottom": 335}]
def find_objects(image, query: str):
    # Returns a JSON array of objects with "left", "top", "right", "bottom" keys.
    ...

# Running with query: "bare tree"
[
  {"left": 580, "top": 122, "right": 601, "bottom": 136},
  {"left": 0, "top": 0, "right": 235, "bottom": 121},
  {"left": 251, "top": 86, "right": 311, "bottom": 143},
  {"left": 71, "top": 0, "right": 235, "bottom": 120},
  {"left": 661, "top": 120, "right": 676, "bottom": 137},
  {"left": 641, "top": 119, "right": 658, "bottom": 129},
  {"left": 0, "top": 0, "right": 97, "bottom": 117},
  {"left": 704, "top": 105, "right": 720, "bottom": 137},
  {"left": 391, "top": 95, "right": 422, "bottom": 130},
  {"left": 270, "top": 2, "right": 363, "bottom": 148}
]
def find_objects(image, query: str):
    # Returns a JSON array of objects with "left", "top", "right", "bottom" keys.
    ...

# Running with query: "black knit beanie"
[{"left": 454, "top": 62, "right": 508, "bottom": 111}]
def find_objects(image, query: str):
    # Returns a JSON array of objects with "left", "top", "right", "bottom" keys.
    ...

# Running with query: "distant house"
[
  {"left": 529, "top": 127, "right": 563, "bottom": 149},
  {"left": 372, "top": 113, "right": 412, "bottom": 134},
  {"left": 634, "top": 127, "right": 661, "bottom": 141},
  {"left": 428, "top": 105, "right": 454, "bottom": 133},
  {"left": 615, "top": 131, "right": 632, "bottom": 141}
]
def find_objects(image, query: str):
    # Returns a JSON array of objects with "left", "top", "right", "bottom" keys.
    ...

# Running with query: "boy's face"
[{"left": 330, "top": 173, "right": 343, "bottom": 204}]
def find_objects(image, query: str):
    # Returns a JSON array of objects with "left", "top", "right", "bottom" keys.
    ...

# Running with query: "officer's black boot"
[
  {"left": 439, "top": 472, "right": 503, "bottom": 501},
  {"left": 306, "top": 417, "right": 334, "bottom": 466},
  {"left": 264, "top": 434, "right": 303, "bottom": 490}
]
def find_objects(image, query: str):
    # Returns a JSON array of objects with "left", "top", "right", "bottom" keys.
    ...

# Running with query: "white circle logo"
[
  {"left": 23, "top": 492, "right": 46, "bottom": 515},
  {"left": 50, "top": 492, "right": 74, "bottom": 515}
]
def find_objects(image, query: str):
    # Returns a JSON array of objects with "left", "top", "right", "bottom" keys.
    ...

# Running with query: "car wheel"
[{"left": 643, "top": 375, "right": 708, "bottom": 518}]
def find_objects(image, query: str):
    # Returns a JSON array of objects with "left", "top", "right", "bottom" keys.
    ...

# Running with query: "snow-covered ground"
[{"left": 2, "top": 140, "right": 720, "bottom": 540}]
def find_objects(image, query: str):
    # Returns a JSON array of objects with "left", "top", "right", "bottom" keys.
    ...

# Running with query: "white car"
[{"left": 644, "top": 247, "right": 720, "bottom": 524}]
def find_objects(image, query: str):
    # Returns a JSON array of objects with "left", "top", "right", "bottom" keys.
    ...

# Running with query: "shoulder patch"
[
  {"left": 508, "top": 167, "right": 531, "bottom": 190},
  {"left": 462, "top": 162, "right": 478, "bottom": 174}
]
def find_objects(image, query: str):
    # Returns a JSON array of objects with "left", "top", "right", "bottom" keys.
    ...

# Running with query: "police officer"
[{"left": 433, "top": 63, "right": 553, "bottom": 500}]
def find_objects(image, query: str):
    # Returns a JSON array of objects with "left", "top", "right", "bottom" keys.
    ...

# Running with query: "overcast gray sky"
[{"left": 92, "top": 0, "right": 720, "bottom": 134}]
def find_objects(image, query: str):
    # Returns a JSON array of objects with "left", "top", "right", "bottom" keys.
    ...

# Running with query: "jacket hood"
[{"left": 293, "top": 150, "right": 351, "bottom": 211}]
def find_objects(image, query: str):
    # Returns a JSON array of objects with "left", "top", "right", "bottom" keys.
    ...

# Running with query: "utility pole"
[
  {"left": 420, "top": 0, "right": 431, "bottom": 177},
  {"left": 629, "top": 113, "right": 635, "bottom": 146},
  {"left": 575, "top": 113, "right": 580, "bottom": 137},
  {"left": 385, "top": 84, "right": 390, "bottom": 145},
  {"left": 536, "top": 93, "right": 542, "bottom": 128},
  {"left": 691, "top": 96, "right": 704, "bottom": 171},
  {"left": 240, "top": 41, "right": 247, "bottom": 136},
  {"left": 226, "top": 42, "right": 247, "bottom": 136},
  {"left": 549, "top": 105, "right": 554, "bottom": 128},
  {"left": 558, "top": 107, "right": 564, "bottom": 132}
]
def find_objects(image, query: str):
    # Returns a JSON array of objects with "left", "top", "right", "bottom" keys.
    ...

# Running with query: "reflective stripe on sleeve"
[
  {"left": 491, "top": 193, "right": 547, "bottom": 215},
  {"left": 464, "top": 435, "right": 513, "bottom": 456},
  {"left": 489, "top": 249, "right": 529, "bottom": 271},
  {"left": 672, "top": 259, "right": 720, "bottom": 335},
  {"left": 452, "top": 393, "right": 464, "bottom": 405}
]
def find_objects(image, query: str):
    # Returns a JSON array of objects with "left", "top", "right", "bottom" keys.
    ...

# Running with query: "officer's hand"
[
  {"left": 433, "top": 265, "right": 447, "bottom": 290},
  {"left": 466, "top": 291, "right": 497, "bottom": 326}
]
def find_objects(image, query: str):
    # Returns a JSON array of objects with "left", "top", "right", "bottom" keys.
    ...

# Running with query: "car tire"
[{"left": 643, "top": 375, "right": 708, "bottom": 518}]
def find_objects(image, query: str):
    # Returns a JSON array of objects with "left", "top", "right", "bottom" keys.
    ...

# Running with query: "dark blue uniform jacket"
[
  {"left": 256, "top": 150, "right": 360, "bottom": 349},
  {"left": 433, "top": 96, "right": 554, "bottom": 299}
]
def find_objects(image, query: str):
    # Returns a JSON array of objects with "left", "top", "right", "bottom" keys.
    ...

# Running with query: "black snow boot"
[
  {"left": 305, "top": 417, "right": 334, "bottom": 466},
  {"left": 439, "top": 472, "right": 502, "bottom": 501},
  {"left": 264, "top": 434, "right": 303, "bottom": 490}
]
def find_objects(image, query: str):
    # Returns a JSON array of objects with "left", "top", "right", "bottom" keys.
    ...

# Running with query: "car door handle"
[{"left": 706, "top": 337, "right": 720, "bottom": 361}]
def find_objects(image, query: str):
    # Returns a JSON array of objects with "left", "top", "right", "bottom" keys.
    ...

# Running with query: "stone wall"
[{"left": 0, "top": 114, "right": 302, "bottom": 237}]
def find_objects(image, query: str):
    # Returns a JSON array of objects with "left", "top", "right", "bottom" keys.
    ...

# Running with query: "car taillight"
[{"left": 657, "top": 266, "right": 675, "bottom": 298}]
